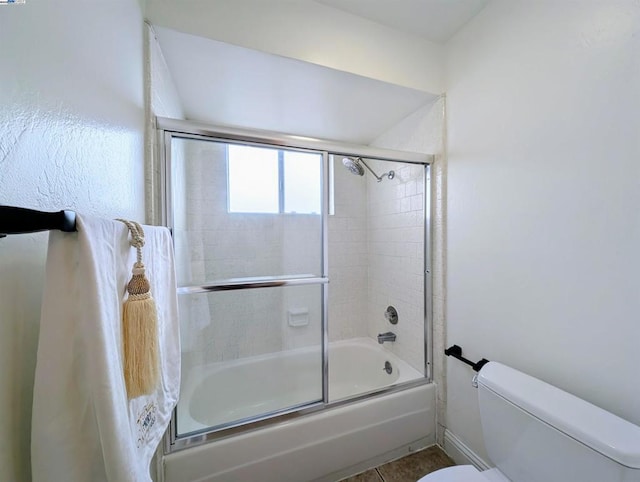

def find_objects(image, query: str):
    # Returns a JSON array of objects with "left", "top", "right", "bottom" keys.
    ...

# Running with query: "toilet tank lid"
[{"left": 478, "top": 362, "right": 640, "bottom": 469}]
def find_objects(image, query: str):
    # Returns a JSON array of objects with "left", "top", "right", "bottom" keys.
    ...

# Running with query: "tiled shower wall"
[
  {"left": 364, "top": 160, "right": 426, "bottom": 373},
  {"left": 175, "top": 99, "right": 443, "bottom": 376},
  {"left": 370, "top": 97, "right": 446, "bottom": 409},
  {"left": 327, "top": 157, "right": 369, "bottom": 341},
  {"left": 175, "top": 139, "right": 323, "bottom": 370}
]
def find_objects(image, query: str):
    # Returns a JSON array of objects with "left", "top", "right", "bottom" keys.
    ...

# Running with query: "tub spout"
[{"left": 377, "top": 332, "right": 396, "bottom": 344}]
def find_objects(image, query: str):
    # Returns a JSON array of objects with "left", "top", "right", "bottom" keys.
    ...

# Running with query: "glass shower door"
[{"left": 168, "top": 135, "right": 326, "bottom": 436}]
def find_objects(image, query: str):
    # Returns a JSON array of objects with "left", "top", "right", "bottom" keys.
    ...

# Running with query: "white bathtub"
[
  {"left": 329, "top": 338, "right": 422, "bottom": 400},
  {"left": 178, "top": 337, "right": 423, "bottom": 434},
  {"left": 166, "top": 338, "right": 435, "bottom": 482}
]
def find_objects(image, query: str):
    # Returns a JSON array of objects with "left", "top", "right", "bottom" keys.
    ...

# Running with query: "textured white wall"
[
  {"left": 445, "top": 0, "right": 640, "bottom": 462},
  {"left": 147, "top": 25, "right": 185, "bottom": 121},
  {"left": 0, "top": 1, "right": 145, "bottom": 480}
]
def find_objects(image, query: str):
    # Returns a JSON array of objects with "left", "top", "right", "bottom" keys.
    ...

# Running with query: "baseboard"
[{"left": 443, "top": 429, "right": 491, "bottom": 471}]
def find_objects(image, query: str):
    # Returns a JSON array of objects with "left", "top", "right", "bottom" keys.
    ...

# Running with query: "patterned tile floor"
[{"left": 339, "top": 446, "right": 455, "bottom": 482}]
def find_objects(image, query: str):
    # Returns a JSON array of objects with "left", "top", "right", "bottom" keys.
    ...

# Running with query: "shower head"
[
  {"left": 341, "top": 156, "right": 395, "bottom": 182},
  {"left": 341, "top": 157, "right": 365, "bottom": 176}
]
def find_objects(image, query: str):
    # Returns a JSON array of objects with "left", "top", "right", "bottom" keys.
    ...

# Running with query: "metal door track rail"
[{"left": 178, "top": 276, "right": 329, "bottom": 294}]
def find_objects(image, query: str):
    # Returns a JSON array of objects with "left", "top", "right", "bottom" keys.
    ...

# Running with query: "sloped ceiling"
[
  {"left": 150, "top": 1, "right": 489, "bottom": 143},
  {"left": 155, "top": 27, "right": 437, "bottom": 144},
  {"left": 315, "top": 0, "right": 490, "bottom": 43}
]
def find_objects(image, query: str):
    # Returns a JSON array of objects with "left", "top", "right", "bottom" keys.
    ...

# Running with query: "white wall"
[
  {"left": 144, "top": 0, "right": 443, "bottom": 94},
  {"left": 147, "top": 24, "right": 185, "bottom": 122},
  {"left": 146, "top": 23, "right": 185, "bottom": 223},
  {"left": 0, "top": 1, "right": 145, "bottom": 480},
  {"left": 445, "top": 0, "right": 640, "bottom": 462}
]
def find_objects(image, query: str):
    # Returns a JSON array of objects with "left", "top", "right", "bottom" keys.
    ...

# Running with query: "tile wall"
[
  {"left": 174, "top": 98, "right": 443, "bottom": 379},
  {"left": 174, "top": 139, "right": 323, "bottom": 370},
  {"left": 327, "top": 157, "right": 369, "bottom": 341},
  {"left": 365, "top": 160, "right": 426, "bottom": 373},
  {"left": 370, "top": 98, "right": 447, "bottom": 439}
]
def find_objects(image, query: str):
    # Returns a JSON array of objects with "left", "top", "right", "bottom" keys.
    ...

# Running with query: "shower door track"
[
  {"left": 166, "top": 377, "right": 432, "bottom": 453},
  {"left": 157, "top": 116, "right": 434, "bottom": 454},
  {"left": 177, "top": 276, "right": 329, "bottom": 294},
  {"left": 156, "top": 117, "right": 433, "bottom": 165}
]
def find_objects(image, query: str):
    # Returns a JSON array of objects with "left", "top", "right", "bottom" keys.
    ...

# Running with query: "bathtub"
[
  {"left": 177, "top": 337, "right": 423, "bottom": 434},
  {"left": 165, "top": 338, "right": 436, "bottom": 482},
  {"left": 329, "top": 338, "right": 422, "bottom": 400}
]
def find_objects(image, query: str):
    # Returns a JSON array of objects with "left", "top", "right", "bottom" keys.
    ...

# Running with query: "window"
[
  {"left": 227, "top": 144, "right": 322, "bottom": 214},
  {"left": 227, "top": 145, "right": 279, "bottom": 213}
]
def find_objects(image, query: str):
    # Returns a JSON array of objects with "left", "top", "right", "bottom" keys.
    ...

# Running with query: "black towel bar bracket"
[
  {"left": 445, "top": 344, "right": 490, "bottom": 372},
  {"left": 0, "top": 206, "right": 77, "bottom": 238}
]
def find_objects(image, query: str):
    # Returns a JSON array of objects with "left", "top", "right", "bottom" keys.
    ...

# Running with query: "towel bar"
[
  {"left": 445, "top": 344, "right": 489, "bottom": 372},
  {"left": 0, "top": 206, "right": 77, "bottom": 238}
]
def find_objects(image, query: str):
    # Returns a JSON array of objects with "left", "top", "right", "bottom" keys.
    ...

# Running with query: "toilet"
[{"left": 420, "top": 362, "right": 640, "bottom": 482}]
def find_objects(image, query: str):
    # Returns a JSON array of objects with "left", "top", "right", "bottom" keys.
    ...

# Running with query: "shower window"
[
  {"left": 227, "top": 145, "right": 279, "bottom": 213},
  {"left": 227, "top": 145, "right": 322, "bottom": 214}
]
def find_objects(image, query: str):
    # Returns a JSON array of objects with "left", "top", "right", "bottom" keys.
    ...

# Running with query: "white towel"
[{"left": 32, "top": 215, "right": 180, "bottom": 482}]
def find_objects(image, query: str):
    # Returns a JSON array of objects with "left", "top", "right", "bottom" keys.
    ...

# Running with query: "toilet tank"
[{"left": 477, "top": 362, "right": 640, "bottom": 482}]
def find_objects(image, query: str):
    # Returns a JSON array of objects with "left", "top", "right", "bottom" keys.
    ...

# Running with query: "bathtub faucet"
[{"left": 377, "top": 331, "right": 396, "bottom": 344}]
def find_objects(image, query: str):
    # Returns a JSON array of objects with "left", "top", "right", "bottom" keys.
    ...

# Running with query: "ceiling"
[
  {"left": 155, "top": 27, "right": 437, "bottom": 144},
  {"left": 315, "top": 0, "right": 490, "bottom": 43},
  {"left": 151, "top": 1, "right": 490, "bottom": 144}
]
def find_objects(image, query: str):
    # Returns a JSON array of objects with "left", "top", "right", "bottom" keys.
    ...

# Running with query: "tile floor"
[{"left": 339, "top": 446, "right": 455, "bottom": 482}]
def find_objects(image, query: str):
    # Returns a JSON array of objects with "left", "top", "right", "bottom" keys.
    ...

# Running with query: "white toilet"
[{"left": 421, "top": 362, "right": 640, "bottom": 482}]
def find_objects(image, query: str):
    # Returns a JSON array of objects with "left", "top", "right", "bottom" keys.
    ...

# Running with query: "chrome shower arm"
[
  {"left": 359, "top": 158, "right": 394, "bottom": 182},
  {"left": 358, "top": 158, "right": 383, "bottom": 181}
]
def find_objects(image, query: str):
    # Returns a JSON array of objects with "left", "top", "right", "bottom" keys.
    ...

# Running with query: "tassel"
[{"left": 117, "top": 219, "right": 159, "bottom": 399}]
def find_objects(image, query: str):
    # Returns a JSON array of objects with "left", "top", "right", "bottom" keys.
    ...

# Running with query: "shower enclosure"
[{"left": 158, "top": 118, "right": 432, "bottom": 451}]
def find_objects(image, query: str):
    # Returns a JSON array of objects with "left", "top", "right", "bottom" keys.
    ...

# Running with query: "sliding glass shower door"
[{"left": 168, "top": 135, "right": 327, "bottom": 436}]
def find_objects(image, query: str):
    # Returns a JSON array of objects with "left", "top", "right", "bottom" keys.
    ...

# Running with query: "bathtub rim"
[{"left": 166, "top": 373, "right": 432, "bottom": 454}]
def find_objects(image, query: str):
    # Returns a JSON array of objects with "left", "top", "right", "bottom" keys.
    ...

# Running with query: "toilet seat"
[
  {"left": 417, "top": 465, "right": 486, "bottom": 482},
  {"left": 418, "top": 465, "right": 510, "bottom": 482}
]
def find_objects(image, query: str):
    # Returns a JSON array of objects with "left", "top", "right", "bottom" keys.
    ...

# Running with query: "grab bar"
[
  {"left": 178, "top": 276, "right": 329, "bottom": 294},
  {"left": 445, "top": 345, "right": 489, "bottom": 372},
  {"left": 0, "top": 206, "right": 77, "bottom": 238}
]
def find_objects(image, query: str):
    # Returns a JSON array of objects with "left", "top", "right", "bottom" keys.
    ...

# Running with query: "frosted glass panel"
[
  {"left": 176, "top": 284, "right": 323, "bottom": 436},
  {"left": 171, "top": 137, "right": 323, "bottom": 286}
]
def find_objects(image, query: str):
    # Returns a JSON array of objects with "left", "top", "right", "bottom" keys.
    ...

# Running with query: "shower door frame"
[{"left": 157, "top": 116, "right": 434, "bottom": 453}]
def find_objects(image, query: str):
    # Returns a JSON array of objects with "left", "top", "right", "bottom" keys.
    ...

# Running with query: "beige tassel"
[{"left": 117, "top": 220, "right": 159, "bottom": 399}]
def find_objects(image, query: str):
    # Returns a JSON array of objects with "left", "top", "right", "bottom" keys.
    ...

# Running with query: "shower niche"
[{"left": 161, "top": 119, "right": 432, "bottom": 449}]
